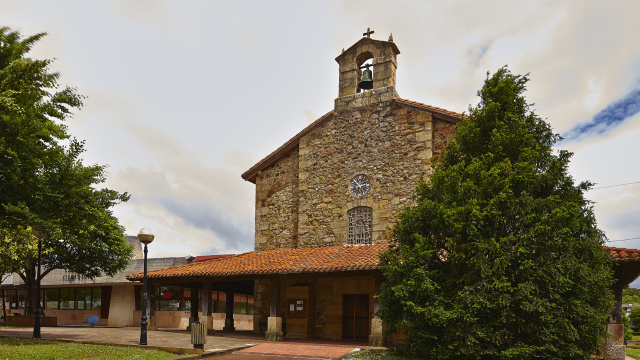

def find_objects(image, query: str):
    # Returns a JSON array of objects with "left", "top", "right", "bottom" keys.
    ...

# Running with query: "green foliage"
[
  {"left": 623, "top": 313, "right": 634, "bottom": 341},
  {"left": 630, "top": 307, "right": 640, "bottom": 330},
  {"left": 627, "top": 348, "right": 640, "bottom": 360},
  {"left": 379, "top": 67, "right": 614, "bottom": 359},
  {"left": 624, "top": 287, "right": 640, "bottom": 304},
  {"left": 0, "top": 227, "right": 38, "bottom": 280},
  {"left": 0, "top": 26, "right": 132, "bottom": 313},
  {"left": 0, "top": 337, "right": 179, "bottom": 359}
]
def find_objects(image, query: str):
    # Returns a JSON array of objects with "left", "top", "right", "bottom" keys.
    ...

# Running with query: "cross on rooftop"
[{"left": 363, "top": 27, "right": 374, "bottom": 38}]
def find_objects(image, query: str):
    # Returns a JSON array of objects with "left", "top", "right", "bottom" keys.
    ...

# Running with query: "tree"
[
  {"left": 630, "top": 307, "right": 640, "bottom": 331},
  {"left": 623, "top": 286, "right": 640, "bottom": 304},
  {"left": 378, "top": 67, "right": 614, "bottom": 359},
  {"left": 0, "top": 227, "right": 38, "bottom": 283},
  {"left": 0, "top": 26, "right": 132, "bottom": 314}
]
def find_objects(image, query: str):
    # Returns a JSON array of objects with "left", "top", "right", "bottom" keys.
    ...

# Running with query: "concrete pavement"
[{"left": 0, "top": 326, "right": 372, "bottom": 359}]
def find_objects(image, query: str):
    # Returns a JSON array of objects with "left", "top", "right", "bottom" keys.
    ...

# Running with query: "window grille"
[{"left": 348, "top": 207, "right": 372, "bottom": 244}]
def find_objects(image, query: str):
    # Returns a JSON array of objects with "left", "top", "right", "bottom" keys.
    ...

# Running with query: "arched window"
[{"left": 348, "top": 207, "right": 372, "bottom": 244}]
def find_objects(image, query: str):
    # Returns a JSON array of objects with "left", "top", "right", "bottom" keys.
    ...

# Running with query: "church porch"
[
  {"left": 136, "top": 277, "right": 255, "bottom": 334},
  {"left": 126, "top": 243, "right": 389, "bottom": 345},
  {"left": 256, "top": 271, "right": 384, "bottom": 345}
]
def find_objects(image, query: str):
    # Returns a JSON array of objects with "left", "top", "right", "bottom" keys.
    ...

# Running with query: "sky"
[{"left": 2, "top": 0, "right": 640, "bottom": 279}]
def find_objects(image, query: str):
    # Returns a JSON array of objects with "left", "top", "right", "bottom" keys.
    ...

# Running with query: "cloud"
[
  {"left": 158, "top": 197, "right": 253, "bottom": 250},
  {"left": 563, "top": 88, "right": 640, "bottom": 141},
  {"left": 470, "top": 42, "right": 491, "bottom": 68}
]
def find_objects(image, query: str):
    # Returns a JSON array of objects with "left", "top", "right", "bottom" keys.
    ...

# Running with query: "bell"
[{"left": 358, "top": 68, "right": 373, "bottom": 90}]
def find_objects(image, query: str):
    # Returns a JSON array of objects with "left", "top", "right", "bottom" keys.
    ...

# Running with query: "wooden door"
[{"left": 342, "top": 294, "right": 369, "bottom": 340}]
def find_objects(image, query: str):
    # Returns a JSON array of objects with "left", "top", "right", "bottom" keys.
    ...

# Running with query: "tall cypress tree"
[{"left": 379, "top": 67, "right": 613, "bottom": 359}]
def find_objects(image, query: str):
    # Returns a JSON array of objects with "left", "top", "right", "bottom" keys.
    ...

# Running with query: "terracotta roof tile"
[
  {"left": 392, "top": 97, "right": 465, "bottom": 120},
  {"left": 179, "top": 254, "right": 234, "bottom": 262},
  {"left": 127, "top": 245, "right": 639, "bottom": 281},
  {"left": 606, "top": 247, "right": 640, "bottom": 262},
  {"left": 126, "top": 243, "right": 389, "bottom": 281}
]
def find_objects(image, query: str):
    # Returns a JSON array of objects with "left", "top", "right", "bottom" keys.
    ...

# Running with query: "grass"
[
  {"left": 628, "top": 347, "right": 640, "bottom": 359},
  {"left": 0, "top": 337, "right": 179, "bottom": 360},
  {"left": 341, "top": 349, "right": 407, "bottom": 360}
]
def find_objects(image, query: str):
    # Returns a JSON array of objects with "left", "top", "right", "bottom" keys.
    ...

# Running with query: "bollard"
[{"left": 190, "top": 320, "right": 207, "bottom": 350}]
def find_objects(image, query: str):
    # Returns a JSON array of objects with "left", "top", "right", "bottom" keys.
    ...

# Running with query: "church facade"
[
  {"left": 241, "top": 33, "right": 462, "bottom": 343},
  {"left": 128, "top": 31, "right": 465, "bottom": 345}
]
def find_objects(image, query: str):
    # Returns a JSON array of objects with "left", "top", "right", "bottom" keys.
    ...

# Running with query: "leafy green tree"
[
  {"left": 622, "top": 312, "right": 634, "bottom": 341},
  {"left": 0, "top": 227, "right": 38, "bottom": 283},
  {"left": 0, "top": 27, "right": 132, "bottom": 314},
  {"left": 623, "top": 286, "right": 640, "bottom": 305},
  {"left": 630, "top": 307, "right": 640, "bottom": 330},
  {"left": 379, "top": 67, "right": 614, "bottom": 359}
]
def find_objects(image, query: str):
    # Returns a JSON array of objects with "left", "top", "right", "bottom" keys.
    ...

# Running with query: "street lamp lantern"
[
  {"left": 137, "top": 227, "right": 155, "bottom": 245},
  {"left": 137, "top": 227, "right": 154, "bottom": 345}
]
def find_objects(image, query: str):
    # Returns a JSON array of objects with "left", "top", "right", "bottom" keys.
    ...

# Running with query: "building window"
[
  {"left": 41, "top": 287, "right": 102, "bottom": 310},
  {"left": 348, "top": 207, "right": 372, "bottom": 244},
  {"left": 155, "top": 286, "right": 182, "bottom": 311}
]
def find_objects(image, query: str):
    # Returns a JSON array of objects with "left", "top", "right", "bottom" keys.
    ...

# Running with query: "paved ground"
[
  {"left": 0, "top": 326, "right": 369, "bottom": 359},
  {"left": 0, "top": 326, "right": 261, "bottom": 356}
]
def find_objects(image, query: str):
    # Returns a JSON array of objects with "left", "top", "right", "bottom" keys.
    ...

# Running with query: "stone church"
[
  {"left": 239, "top": 31, "right": 463, "bottom": 344},
  {"left": 127, "top": 31, "right": 640, "bottom": 357},
  {"left": 128, "top": 30, "right": 463, "bottom": 345}
]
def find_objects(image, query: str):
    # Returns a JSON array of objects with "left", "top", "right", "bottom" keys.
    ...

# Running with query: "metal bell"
[{"left": 358, "top": 68, "right": 373, "bottom": 90}]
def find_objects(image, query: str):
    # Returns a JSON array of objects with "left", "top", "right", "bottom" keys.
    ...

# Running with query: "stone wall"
[
  {"left": 335, "top": 37, "right": 398, "bottom": 98},
  {"left": 432, "top": 117, "right": 457, "bottom": 164},
  {"left": 296, "top": 99, "right": 447, "bottom": 247},
  {"left": 252, "top": 99, "right": 457, "bottom": 250},
  {"left": 254, "top": 148, "right": 300, "bottom": 250}
]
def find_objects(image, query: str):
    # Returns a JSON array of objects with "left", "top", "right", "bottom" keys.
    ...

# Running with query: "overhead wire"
[
  {"left": 606, "top": 237, "right": 640, "bottom": 243},
  {"left": 582, "top": 181, "right": 639, "bottom": 243},
  {"left": 589, "top": 181, "right": 640, "bottom": 190}
]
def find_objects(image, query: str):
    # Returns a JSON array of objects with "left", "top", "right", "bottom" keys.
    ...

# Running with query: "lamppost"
[
  {"left": 32, "top": 229, "right": 43, "bottom": 339},
  {"left": 137, "top": 227, "right": 154, "bottom": 345}
]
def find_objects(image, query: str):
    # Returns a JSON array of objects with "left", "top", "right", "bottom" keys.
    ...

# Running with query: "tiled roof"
[
  {"left": 241, "top": 98, "right": 464, "bottom": 183},
  {"left": 126, "top": 245, "right": 640, "bottom": 282},
  {"left": 179, "top": 254, "right": 234, "bottom": 263},
  {"left": 607, "top": 247, "right": 640, "bottom": 262},
  {"left": 392, "top": 97, "right": 465, "bottom": 120},
  {"left": 126, "top": 243, "right": 388, "bottom": 281}
]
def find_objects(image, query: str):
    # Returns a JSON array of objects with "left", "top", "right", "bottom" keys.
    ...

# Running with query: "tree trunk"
[{"left": 22, "top": 260, "right": 37, "bottom": 316}]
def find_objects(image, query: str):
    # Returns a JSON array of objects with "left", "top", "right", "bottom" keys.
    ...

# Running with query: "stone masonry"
[{"left": 250, "top": 36, "right": 460, "bottom": 251}]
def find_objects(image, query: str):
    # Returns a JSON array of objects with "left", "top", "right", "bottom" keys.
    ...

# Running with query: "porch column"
[
  {"left": 223, "top": 290, "right": 235, "bottom": 331},
  {"left": 604, "top": 279, "right": 625, "bottom": 360},
  {"left": 369, "top": 276, "right": 385, "bottom": 346},
  {"left": 202, "top": 282, "right": 214, "bottom": 335},
  {"left": 266, "top": 277, "right": 282, "bottom": 341},
  {"left": 188, "top": 286, "right": 199, "bottom": 329}
]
